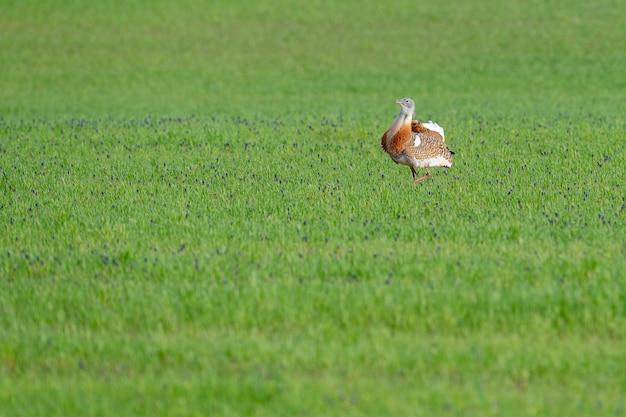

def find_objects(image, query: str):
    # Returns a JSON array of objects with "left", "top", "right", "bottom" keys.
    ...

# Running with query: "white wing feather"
[{"left": 422, "top": 121, "right": 445, "bottom": 141}]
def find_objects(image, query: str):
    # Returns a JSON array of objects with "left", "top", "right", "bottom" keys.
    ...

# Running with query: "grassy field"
[{"left": 1, "top": 0, "right": 625, "bottom": 416}]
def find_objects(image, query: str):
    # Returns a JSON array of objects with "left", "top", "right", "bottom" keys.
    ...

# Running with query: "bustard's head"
[{"left": 395, "top": 97, "right": 415, "bottom": 116}]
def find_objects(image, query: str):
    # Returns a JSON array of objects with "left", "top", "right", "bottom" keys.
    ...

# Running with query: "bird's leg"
[
  {"left": 413, "top": 168, "right": 431, "bottom": 184},
  {"left": 410, "top": 166, "right": 419, "bottom": 182}
]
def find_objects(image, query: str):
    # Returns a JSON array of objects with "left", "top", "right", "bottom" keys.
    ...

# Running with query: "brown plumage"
[
  {"left": 381, "top": 98, "right": 454, "bottom": 183},
  {"left": 411, "top": 120, "right": 445, "bottom": 141}
]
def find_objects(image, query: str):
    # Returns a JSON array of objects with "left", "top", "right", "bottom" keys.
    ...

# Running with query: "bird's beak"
[{"left": 395, "top": 99, "right": 402, "bottom": 105}]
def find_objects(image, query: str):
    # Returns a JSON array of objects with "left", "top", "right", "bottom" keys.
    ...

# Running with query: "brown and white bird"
[{"left": 381, "top": 98, "right": 454, "bottom": 183}]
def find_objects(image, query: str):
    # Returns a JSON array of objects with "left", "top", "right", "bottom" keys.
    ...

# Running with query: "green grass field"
[{"left": 1, "top": 0, "right": 625, "bottom": 415}]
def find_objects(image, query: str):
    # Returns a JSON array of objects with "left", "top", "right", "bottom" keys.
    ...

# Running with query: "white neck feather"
[{"left": 387, "top": 108, "right": 413, "bottom": 137}]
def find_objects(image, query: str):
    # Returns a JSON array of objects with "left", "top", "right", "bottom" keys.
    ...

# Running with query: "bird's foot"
[{"left": 412, "top": 169, "right": 431, "bottom": 184}]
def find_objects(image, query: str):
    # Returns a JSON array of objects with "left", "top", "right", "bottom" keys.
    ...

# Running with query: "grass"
[{"left": 1, "top": 0, "right": 626, "bottom": 415}]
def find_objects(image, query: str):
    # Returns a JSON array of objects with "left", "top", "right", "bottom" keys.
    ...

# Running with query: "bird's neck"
[{"left": 388, "top": 110, "right": 412, "bottom": 137}]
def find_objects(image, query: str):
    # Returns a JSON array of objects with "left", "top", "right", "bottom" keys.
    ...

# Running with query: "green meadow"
[{"left": 1, "top": 0, "right": 625, "bottom": 415}]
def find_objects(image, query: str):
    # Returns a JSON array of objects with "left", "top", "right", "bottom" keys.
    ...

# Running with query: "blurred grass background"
[{"left": 1, "top": 0, "right": 624, "bottom": 118}]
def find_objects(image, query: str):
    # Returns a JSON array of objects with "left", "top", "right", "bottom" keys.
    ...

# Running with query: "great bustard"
[{"left": 381, "top": 98, "right": 454, "bottom": 183}]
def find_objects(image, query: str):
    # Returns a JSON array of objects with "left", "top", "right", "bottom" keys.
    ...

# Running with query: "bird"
[{"left": 381, "top": 98, "right": 454, "bottom": 183}]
